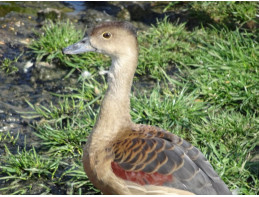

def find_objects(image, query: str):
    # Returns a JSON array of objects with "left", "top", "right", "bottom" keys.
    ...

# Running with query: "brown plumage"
[{"left": 63, "top": 21, "right": 231, "bottom": 195}]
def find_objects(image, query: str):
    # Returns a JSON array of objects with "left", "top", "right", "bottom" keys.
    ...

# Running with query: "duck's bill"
[{"left": 63, "top": 37, "right": 96, "bottom": 54}]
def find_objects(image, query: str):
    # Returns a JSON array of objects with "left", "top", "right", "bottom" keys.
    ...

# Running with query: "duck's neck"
[{"left": 91, "top": 52, "right": 138, "bottom": 141}]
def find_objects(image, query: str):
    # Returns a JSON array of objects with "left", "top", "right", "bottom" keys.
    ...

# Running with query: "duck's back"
[{"left": 109, "top": 124, "right": 232, "bottom": 195}]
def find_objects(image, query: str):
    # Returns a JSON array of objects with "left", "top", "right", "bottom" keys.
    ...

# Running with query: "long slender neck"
[{"left": 91, "top": 51, "right": 138, "bottom": 141}]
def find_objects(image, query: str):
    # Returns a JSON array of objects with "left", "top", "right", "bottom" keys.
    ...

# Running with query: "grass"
[
  {"left": 137, "top": 19, "right": 258, "bottom": 115},
  {"left": 29, "top": 19, "right": 110, "bottom": 74},
  {"left": 158, "top": 1, "right": 258, "bottom": 31},
  {"left": 190, "top": 1, "right": 258, "bottom": 29},
  {"left": 0, "top": 144, "right": 60, "bottom": 194},
  {"left": 1, "top": 145, "right": 59, "bottom": 179},
  {"left": 131, "top": 86, "right": 207, "bottom": 129},
  {"left": 0, "top": 131, "right": 20, "bottom": 145},
  {"left": 1, "top": 2, "right": 259, "bottom": 194},
  {"left": 0, "top": 54, "right": 21, "bottom": 75}
]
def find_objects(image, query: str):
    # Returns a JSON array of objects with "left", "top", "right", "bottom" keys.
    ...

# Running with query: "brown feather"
[{"left": 110, "top": 124, "right": 232, "bottom": 194}]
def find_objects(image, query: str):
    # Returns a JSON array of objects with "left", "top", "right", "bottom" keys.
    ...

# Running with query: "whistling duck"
[{"left": 63, "top": 21, "right": 231, "bottom": 195}]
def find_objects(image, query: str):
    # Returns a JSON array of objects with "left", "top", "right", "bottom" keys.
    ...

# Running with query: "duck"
[{"left": 63, "top": 21, "right": 232, "bottom": 195}]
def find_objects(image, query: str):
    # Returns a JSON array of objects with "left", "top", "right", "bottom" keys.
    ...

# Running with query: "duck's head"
[{"left": 63, "top": 21, "right": 138, "bottom": 58}]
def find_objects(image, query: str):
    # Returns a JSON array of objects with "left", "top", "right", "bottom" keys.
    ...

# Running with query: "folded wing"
[{"left": 111, "top": 125, "right": 231, "bottom": 195}]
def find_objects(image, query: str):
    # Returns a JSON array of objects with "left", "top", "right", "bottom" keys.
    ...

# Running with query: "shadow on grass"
[{"left": 246, "top": 146, "right": 259, "bottom": 178}]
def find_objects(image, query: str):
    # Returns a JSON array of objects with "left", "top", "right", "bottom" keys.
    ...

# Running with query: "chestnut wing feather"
[{"left": 112, "top": 125, "right": 231, "bottom": 195}]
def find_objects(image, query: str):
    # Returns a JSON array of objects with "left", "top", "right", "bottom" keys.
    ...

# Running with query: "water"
[{"left": 64, "top": 1, "right": 87, "bottom": 15}]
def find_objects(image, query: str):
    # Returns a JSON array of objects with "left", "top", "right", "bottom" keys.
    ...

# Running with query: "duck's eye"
[{"left": 102, "top": 32, "right": 112, "bottom": 39}]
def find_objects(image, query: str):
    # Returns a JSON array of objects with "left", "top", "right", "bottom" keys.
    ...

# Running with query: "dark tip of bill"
[{"left": 63, "top": 46, "right": 71, "bottom": 54}]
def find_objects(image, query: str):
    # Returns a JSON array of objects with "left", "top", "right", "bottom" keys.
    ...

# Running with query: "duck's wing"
[{"left": 111, "top": 124, "right": 231, "bottom": 195}]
